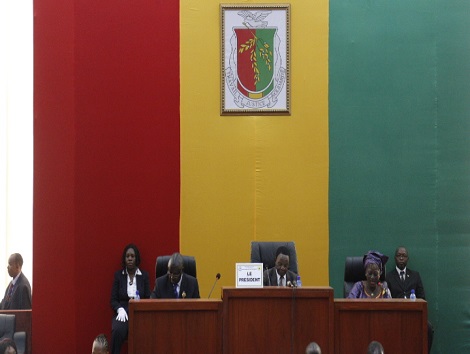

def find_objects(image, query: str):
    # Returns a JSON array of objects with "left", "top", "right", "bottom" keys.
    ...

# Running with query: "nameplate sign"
[{"left": 235, "top": 263, "right": 263, "bottom": 288}]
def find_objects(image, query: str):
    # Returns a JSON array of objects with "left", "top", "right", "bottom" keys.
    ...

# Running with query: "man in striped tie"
[{"left": 0, "top": 253, "right": 32, "bottom": 309}]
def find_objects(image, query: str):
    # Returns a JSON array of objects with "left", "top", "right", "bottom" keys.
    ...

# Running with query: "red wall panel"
[{"left": 34, "top": 1, "right": 180, "bottom": 352}]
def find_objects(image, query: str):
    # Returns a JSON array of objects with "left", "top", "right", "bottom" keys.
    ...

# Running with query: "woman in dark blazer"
[{"left": 110, "top": 243, "right": 150, "bottom": 354}]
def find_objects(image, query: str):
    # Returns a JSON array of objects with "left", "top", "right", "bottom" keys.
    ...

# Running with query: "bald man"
[{"left": 0, "top": 253, "right": 32, "bottom": 310}]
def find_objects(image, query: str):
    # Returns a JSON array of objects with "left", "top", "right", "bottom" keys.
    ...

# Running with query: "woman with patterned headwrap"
[{"left": 347, "top": 251, "right": 391, "bottom": 299}]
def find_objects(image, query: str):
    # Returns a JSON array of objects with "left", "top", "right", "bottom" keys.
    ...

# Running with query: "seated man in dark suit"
[
  {"left": 385, "top": 246, "right": 434, "bottom": 353},
  {"left": 0, "top": 253, "right": 32, "bottom": 310},
  {"left": 263, "top": 246, "right": 297, "bottom": 287},
  {"left": 151, "top": 252, "right": 200, "bottom": 298}
]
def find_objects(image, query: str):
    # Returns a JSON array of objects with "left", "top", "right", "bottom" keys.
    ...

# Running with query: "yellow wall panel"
[{"left": 180, "top": 1, "right": 329, "bottom": 298}]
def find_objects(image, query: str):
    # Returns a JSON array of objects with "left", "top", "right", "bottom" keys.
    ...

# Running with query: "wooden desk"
[
  {"left": 222, "top": 287, "right": 334, "bottom": 354},
  {"left": 0, "top": 310, "right": 32, "bottom": 354},
  {"left": 128, "top": 299, "right": 222, "bottom": 354},
  {"left": 334, "top": 299, "right": 428, "bottom": 354}
]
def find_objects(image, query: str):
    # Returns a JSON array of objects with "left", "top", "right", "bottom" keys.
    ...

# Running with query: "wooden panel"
[
  {"left": 334, "top": 299, "right": 428, "bottom": 354},
  {"left": 0, "top": 310, "right": 32, "bottom": 354},
  {"left": 128, "top": 299, "right": 222, "bottom": 354},
  {"left": 222, "top": 287, "right": 334, "bottom": 354}
]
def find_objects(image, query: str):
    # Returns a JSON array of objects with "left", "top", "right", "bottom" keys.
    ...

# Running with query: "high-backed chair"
[
  {"left": 343, "top": 256, "right": 386, "bottom": 298},
  {"left": 250, "top": 241, "right": 299, "bottom": 275},
  {"left": 0, "top": 314, "right": 14, "bottom": 341},
  {"left": 155, "top": 255, "right": 197, "bottom": 279},
  {"left": 0, "top": 314, "right": 26, "bottom": 354}
]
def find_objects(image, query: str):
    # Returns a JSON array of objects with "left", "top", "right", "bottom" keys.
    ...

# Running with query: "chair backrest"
[
  {"left": 14, "top": 331, "right": 27, "bottom": 354},
  {"left": 343, "top": 256, "right": 386, "bottom": 297},
  {"left": 155, "top": 255, "right": 197, "bottom": 279},
  {"left": 250, "top": 241, "right": 298, "bottom": 275},
  {"left": 0, "top": 314, "right": 15, "bottom": 340}
]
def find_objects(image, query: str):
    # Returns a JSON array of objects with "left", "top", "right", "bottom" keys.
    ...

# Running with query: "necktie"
[
  {"left": 6, "top": 282, "right": 14, "bottom": 300},
  {"left": 279, "top": 276, "right": 284, "bottom": 287},
  {"left": 173, "top": 283, "right": 178, "bottom": 298},
  {"left": 400, "top": 271, "right": 405, "bottom": 282},
  {"left": 6, "top": 281, "right": 15, "bottom": 301}
]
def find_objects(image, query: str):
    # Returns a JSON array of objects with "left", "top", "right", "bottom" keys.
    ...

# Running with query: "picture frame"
[{"left": 221, "top": 4, "right": 291, "bottom": 115}]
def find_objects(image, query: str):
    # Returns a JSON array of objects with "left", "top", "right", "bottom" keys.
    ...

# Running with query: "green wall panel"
[{"left": 329, "top": 1, "right": 470, "bottom": 352}]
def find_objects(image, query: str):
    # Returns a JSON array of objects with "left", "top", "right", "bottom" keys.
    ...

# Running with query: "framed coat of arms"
[{"left": 221, "top": 4, "right": 291, "bottom": 115}]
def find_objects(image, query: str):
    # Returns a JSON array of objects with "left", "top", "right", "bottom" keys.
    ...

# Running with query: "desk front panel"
[
  {"left": 128, "top": 299, "right": 222, "bottom": 354},
  {"left": 334, "top": 299, "right": 428, "bottom": 354},
  {"left": 223, "top": 287, "right": 334, "bottom": 354}
]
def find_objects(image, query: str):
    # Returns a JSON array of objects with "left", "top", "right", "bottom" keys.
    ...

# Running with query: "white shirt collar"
[
  {"left": 176, "top": 273, "right": 183, "bottom": 287},
  {"left": 122, "top": 268, "right": 142, "bottom": 276},
  {"left": 396, "top": 266, "right": 407, "bottom": 274},
  {"left": 11, "top": 271, "right": 22, "bottom": 285}
]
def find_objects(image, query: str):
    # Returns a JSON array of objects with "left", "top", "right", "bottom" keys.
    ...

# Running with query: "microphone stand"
[
  {"left": 207, "top": 273, "right": 221, "bottom": 298},
  {"left": 266, "top": 265, "right": 271, "bottom": 286}
]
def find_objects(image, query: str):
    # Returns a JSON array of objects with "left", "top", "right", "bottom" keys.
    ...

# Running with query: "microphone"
[
  {"left": 207, "top": 273, "right": 221, "bottom": 298},
  {"left": 287, "top": 280, "right": 297, "bottom": 288},
  {"left": 265, "top": 265, "right": 271, "bottom": 286}
]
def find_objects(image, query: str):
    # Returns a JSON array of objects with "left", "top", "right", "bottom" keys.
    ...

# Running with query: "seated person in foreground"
[
  {"left": 347, "top": 250, "right": 391, "bottom": 298},
  {"left": 263, "top": 246, "right": 297, "bottom": 287},
  {"left": 367, "top": 341, "right": 384, "bottom": 354},
  {"left": 305, "top": 341, "right": 322, "bottom": 354},
  {"left": 151, "top": 252, "right": 200, "bottom": 298},
  {"left": 0, "top": 338, "right": 17, "bottom": 354},
  {"left": 92, "top": 334, "right": 109, "bottom": 354}
]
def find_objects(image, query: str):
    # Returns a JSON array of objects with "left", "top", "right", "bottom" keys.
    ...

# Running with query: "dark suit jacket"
[
  {"left": 385, "top": 268, "right": 426, "bottom": 299},
  {"left": 110, "top": 269, "right": 150, "bottom": 313},
  {"left": 0, "top": 272, "right": 32, "bottom": 310},
  {"left": 263, "top": 268, "right": 297, "bottom": 286},
  {"left": 150, "top": 273, "right": 200, "bottom": 299}
]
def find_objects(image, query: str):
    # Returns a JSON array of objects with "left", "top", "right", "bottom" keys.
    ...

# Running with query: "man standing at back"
[
  {"left": 0, "top": 253, "right": 32, "bottom": 309},
  {"left": 385, "top": 246, "right": 433, "bottom": 353},
  {"left": 385, "top": 246, "right": 425, "bottom": 299}
]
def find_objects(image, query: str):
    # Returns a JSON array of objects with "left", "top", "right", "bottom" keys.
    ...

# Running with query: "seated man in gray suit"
[
  {"left": 263, "top": 246, "right": 297, "bottom": 287},
  {"left": 151, "top": 252, "right": 200, "bottom": 299},
  {"left": 0, "top": 253, "right": 32, "bottom": 310}
]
